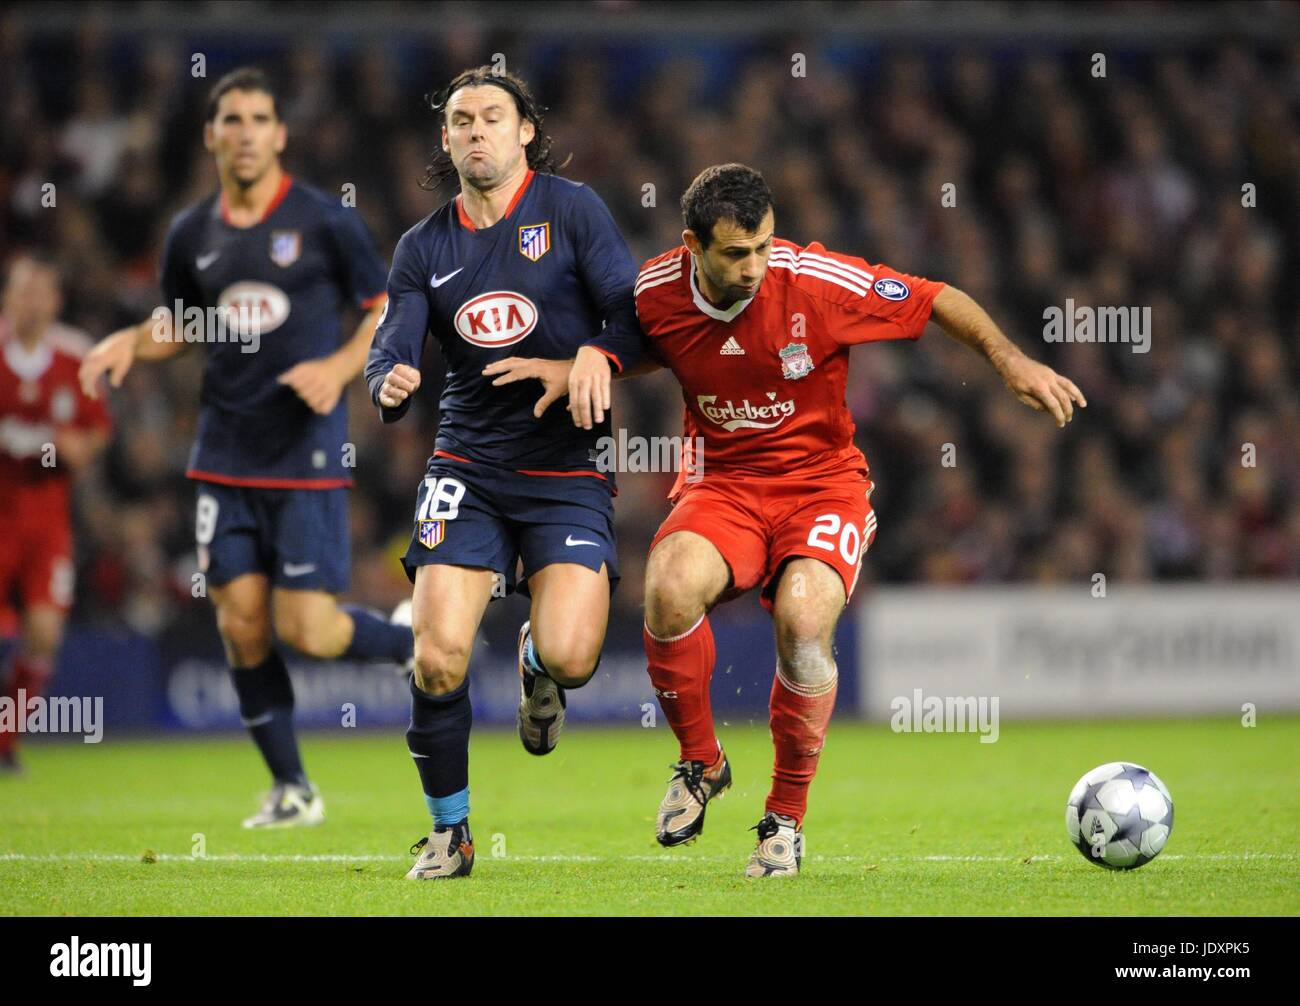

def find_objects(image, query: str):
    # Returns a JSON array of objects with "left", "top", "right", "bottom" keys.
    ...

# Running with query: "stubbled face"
[
  {"left": 2, "top": 259, "right": 61, "bottom": 338},
  {"left": 204, "top": 88, "right": 286, "bottom": 189},
  {"left": 442, "top": 84, "right": 535, "bottom": 191},
  {"left": 686, "top": 207, "right": 775, "bottom": 304}
]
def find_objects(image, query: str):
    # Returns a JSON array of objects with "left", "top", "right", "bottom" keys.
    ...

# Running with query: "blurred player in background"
[
  {"left": 0, "top": 254, "right": 109, "bottom": 773},
  {"left": 366, "top": 66, "right": 641, "bottom": 879},
  {"left": 77, "top": 68, "right": 411, "bottom": 827},
  {"left": 509, "top": 163, "right": 1087, "bottom": 876}
]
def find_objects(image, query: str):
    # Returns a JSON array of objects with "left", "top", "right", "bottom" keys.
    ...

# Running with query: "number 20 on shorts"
[{"left": 806, "top": 512, "right": 875, "bottom": 565}]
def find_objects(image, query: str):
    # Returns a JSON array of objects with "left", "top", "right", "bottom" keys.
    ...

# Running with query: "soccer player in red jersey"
[
  {"left": 0, "top": 255, "right": 110, "bottom": 773},
  {"left": 497, "top": 162, "right": 1086, "bottom": 876}
]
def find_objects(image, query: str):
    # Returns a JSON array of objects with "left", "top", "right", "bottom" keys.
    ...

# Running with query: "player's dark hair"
[
  {"left": 420, "top": 66, "right": 569, "bottom": 192},
  {"left": 681, "top": 164, "right": 775, "bottom": 248},
  {"left": 205, "top": 67, "right": 280, "bottom": 123}
]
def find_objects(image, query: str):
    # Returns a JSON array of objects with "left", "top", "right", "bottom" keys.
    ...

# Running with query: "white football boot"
[
  {"left": 744, "top": 812, "right": 802, "bottom": 877},
  {"left": 406, "top": 821, "right": 475, "bottom": 880},
  {"left": 516, "top": 621, "right": 566, "bottom": 755},
  {"left": 241, "top": 782, "right": 325, "bottom": 829}
]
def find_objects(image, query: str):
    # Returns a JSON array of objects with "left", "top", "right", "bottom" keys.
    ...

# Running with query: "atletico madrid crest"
[
  {"left": 418, "top": 519, "right": 445, "bottom": 550},
  {"left": 518, "top": 223, "right": 550, "bottom": 262},
  {"left": 779, "top": 342, "right": 814, "bottom": 380},
  {"left": 269, "top": 230, "right": 302, "bottom": 267}
]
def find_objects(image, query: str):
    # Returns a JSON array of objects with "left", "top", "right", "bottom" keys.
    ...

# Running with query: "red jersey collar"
[
  {"left": 455, "top": 169, "right": 535, "bottom": 232},
  {"left": 220, "top": 172, "right": 293, "bottom": 227},
  {"left": 688, "top": 252, "right": 758, "bottom": 323}
]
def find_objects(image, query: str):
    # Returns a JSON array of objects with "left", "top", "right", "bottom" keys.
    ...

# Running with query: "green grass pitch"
[{"left": 1, "top": 716, "right": 1296, "bottom": 916}]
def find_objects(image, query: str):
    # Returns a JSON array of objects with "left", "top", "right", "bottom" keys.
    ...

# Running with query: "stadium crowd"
[{"left": 2, "top": 17, "right": 1298, "bottom": 631}]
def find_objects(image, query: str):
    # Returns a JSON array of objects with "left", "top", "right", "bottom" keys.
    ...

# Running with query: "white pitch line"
[{"left": 0, "top": 852, "right": 1294, "bottom": 864}]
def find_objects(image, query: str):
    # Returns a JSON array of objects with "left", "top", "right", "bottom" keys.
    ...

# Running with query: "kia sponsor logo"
[
  {"left": 216, "top": 282, "right": 290, "bottom": 335},
  {"left": 455, "top": 290, "right": 538, "bottom": 347},
  {"left": 696, "top": 394, "right": 796, "bottom": 431}
]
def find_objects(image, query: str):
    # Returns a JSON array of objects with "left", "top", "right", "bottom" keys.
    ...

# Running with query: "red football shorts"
[
  {"left": 650, "top": 472, "right": 878, "bottom": 611},
  {"left": 0, "top": 486, "right": 74, "bottom": 634}
]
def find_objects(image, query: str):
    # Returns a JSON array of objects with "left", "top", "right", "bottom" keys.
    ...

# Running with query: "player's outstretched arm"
[
  {"left": 78, "top": 310, "right": 187, "bottom": 400},
  {"left": 930, "top": 285, "right": 1087, "bottom": 429},
  {"left": 364, "top": 228, "right": 431, "bottom": 424}
]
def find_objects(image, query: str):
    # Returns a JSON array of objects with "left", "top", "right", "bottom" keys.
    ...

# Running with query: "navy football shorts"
[
  {"left": 194, "top": 481, "right": 350, "bottom": 593},
  {"left": 400, "top": 455, "right": 618, "bottom": 597}
]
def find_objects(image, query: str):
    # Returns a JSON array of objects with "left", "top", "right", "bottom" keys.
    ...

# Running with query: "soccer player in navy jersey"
[
  {"left": 78, "top": 68, "right": 414, "bottom": 828},
  {"left": 365, "top": 66, "right": 643, "bottom": 879}
]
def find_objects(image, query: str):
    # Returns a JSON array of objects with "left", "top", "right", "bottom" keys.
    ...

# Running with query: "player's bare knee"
[
  {"left": 285, "top": 627, "right": 333, "bottom": 659},
  {"left": 215, "top": 605, "right": 271, "bottom": 664},
  {"left": 19, "top": 610, "right": 63, "bottom": 657},
  {"left": 411, "top": 635, "right": 470, "bottom": 694},
  {"left": 774, "top": 600, "right": 838, "bottom": 686},
  {"left": 645, "top": 534, "right": 726, "bottom": 637},
  {"left": 777, "top": 636, "right": 837, "bottom": 688},
  {"left": 644, "top": 562, "right": 712, "bottom": 636},
  {"left": 644, "top": 585, "right": 705, "bottom": 638},
  {"left": 273, "top": 611, "right": 332, "bottom": 659},
  {"left": 535, "top": 642, "right": 599, "bottom": 688},
  {"left": 776, "top": 605, "right": 834, "bottom": 647},
  {"left": 19, "top": 619, "right": 62, "bottom": 658}
]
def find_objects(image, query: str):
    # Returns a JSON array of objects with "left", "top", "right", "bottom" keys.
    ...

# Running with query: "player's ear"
[
  {"left": 519, "top": 116, "right": 535, "bottom": 148},
  {"left": 682, "top": 230, "right": 703, "bottom": 257},
  {"left": 441, "top": 123, "right": 449, "bottom": 154},
  {"left": 203, "top": 122, "right": 215, "bottom": 153},
  {"left": 273, "top": 122, "right": 287, "bottom": 155}
]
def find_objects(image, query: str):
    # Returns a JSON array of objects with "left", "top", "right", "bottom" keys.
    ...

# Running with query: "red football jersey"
[
  {"left": 634, "top": 239, "right": 944, "bottom": 497},
  {"left": 0, "top": 320, "right": 110, "bottom": 502}
]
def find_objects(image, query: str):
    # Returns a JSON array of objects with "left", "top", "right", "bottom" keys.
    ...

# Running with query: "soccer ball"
[{"left": 1065, "top": 762, "right": 1174, "bottom": 870}]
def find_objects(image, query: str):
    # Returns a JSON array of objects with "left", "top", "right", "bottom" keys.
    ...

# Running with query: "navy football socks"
[
  {"left": 230, "top": 651, "right": 308, "bottom": 788},
  {"left": 406, "top": 674, "right": 472, "bottom": 827},
  {"left": 342, "top": 604, "right": 414, "bottom": 664}
]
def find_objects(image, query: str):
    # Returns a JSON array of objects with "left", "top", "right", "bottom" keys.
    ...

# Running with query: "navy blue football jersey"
[
  {"left": 363, "top": 171, "right": 641, "bottom": 474},
  {"left": 159, "top": 175, "right": 388, "bottom": 488}
]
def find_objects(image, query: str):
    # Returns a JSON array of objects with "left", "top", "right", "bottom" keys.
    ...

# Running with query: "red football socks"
[
  {"left": 766, "top": 664, "right": 838, "bottom": 826},
  {"left": 643, "top": 614, "right": 719, "bottom": 763}
]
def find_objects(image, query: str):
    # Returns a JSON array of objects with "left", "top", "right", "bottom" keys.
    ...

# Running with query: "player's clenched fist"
[{"left": 378, "top": 363, "right": 421, "bottom": 408}]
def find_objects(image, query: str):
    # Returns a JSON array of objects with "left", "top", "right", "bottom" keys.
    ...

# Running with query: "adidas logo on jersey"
[{"left": 720, "top": 337, "right": 745, "bottom": 356}]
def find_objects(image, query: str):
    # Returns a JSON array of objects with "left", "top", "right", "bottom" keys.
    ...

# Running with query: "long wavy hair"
[{"left": 420, "top": 66, "right": 569, "bottom": 193}]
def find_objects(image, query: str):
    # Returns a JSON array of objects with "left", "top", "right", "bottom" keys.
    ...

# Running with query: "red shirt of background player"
[
  {"left": 0, "top": 320, "right": 110, "bottom": 623},
  {"left": 635, "top": 238, "right": 944, "bottom": 495}
]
